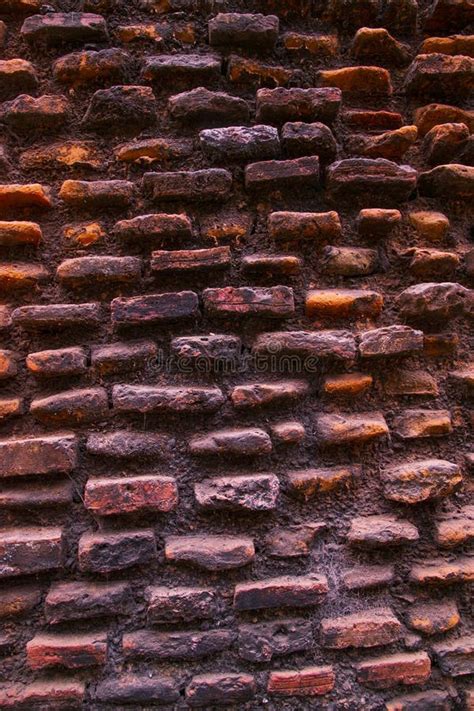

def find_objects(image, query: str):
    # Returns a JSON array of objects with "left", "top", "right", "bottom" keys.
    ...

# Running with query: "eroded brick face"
[{"left": 0, "top": 0, "right": 472, "bottom": 708}]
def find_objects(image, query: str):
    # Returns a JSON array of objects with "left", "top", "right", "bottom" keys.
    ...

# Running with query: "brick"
[
  {"left": 0, "top": 480, "right": 72, "bottom": 509},
  {"left": 186, "top": 673, "right": 256, "bottom": 707},
  {"left": 82, "top": 85, "right": 156, "bottom": 132},
  {"left": 350, "top": 125, "right": 418, "bottom": 161},
  {"left": 322, "top": 246, "right": 377, "bottom": 277},
  {"left": 424, "top": 334, "right": 458, "bottom": 358},
  {"left": 407, "top": 248, "right": 459, "bottom": 278},
  {"left": 203, "top": 286, "right": 294, "bottom": 318},
  {"left": 30, "top": 387, "right": 108, "bottom": 425},
  {"left": 414, "top": 103, "right": 474, "bottom": 137},
  {"left": 95, "top": 675, "right": 179, "bottom": 706},
  {"left": 0, "top": 349, "right": 16, "bottom": 379},
  {"left": 320, "top": 66, "right": 392, "bottom": 94},
  {"left": 63, "top": 221, "right": 105, "bottom": 246},
  {"left": 151, "top": 247, "right": 230, "bottom": 272},
  {"left": 407, "top": 600, "right": 459, "bottom": 635},
  {"left": 45, "top": 580, "right": 131, "bottom": 623},
  {"left": 288, "top": 466, "right": 356, "bottom": 498},
  {"left": 239, "top": 619, "right": 313, "bottom": 662},
  {"left": 78, "top": 529, "right": 156, "bottom": 573},
  {"left": 382, "top": 459, "right": 462, "bottom": 504},
  {"left": 146, "top": 585, "right": 218, "bottom": 623},
  {"left": 356, "top": 652, "right": 431, "bottom": 688},
  {"left": 327, "top": 159, "right": 417, "bottom": 205},
  {"left": 0, "top": 306, "right": 11, "bottom": 330},
  {"left": 0, "top": 679, "right": 84, "bottom": 710},
  {"left": 85, "top": 475, "right": 178, "bottom": 516},
  {"left": 0, "top": 527, "right": 62, "bottom": 578},
  {"left": 347, "top": 515, "right": 419, "bottom": 547},
  {"left": 200, "top": 125, "right": 280, "bottom": 163},
  {"left": 306, "top": 288, "right": 383, "bottom": 320},
  {"left": 450, "top": 367, "right": 474, "bottom": 393},
  {"left": 423, "top": 122, "right": 469, "bottom": 165},
  {"left": 385, "top": 369, "right": 439, "bottom": 396},
  {"left": 123, "top": 628, "right": 234, "bottom": 660},
  {"left": 116, "top": 23, "right": 164, "bottom": 43},
  {"left": 144, "top": 168, "right": 232, "bottom": 201},
  {"left": 57, "top": 256, "right": 142, "bottom": 286},
  {"left": 267, "top": 666, "right": 335, "bottom": 697},
  {"left": 111, "top": 291, "right": 199, "bottom": 325},
  {"left": 283, "top": 122, "right": 336, "bottom": 163},
  {"left": 269, "top": 210, "right": 341, "bottom": 244},
  {"left": 1, "top": 93, "right": 68, "bottom": 132},
  {"left": 234, "top": 575, "right": 328, "bottom": 610},
  {"left": 86, "top": 430, "right": 172, "bottom": 458},
  {"left": 245, "top": 156, "right": 320, "bottom": 192},
  {"left": 283, "top": 32, "right": 338, "bottom": 56},
  {"left": 0, "top": 585, "right": 41, "bottom": 618},
  {"left": 91, "top": 340, "right": 156, "bottom": 375},
  {"left": 357, "top": 208, "right": 402, "bottom": 237},
  {"left": 322, "top": 372, "right": 373, "bottom": 397},
  {"left": 242, "top": 253, "right": 302, "bottom": 276},
  {"left": 0, "top": 262, "right": 48, "bottom": 290},
  {"left": 142, "top": 54, "right": 221, "bottom": 85},
  {"left": 0, "top": 183, "right": 52, "bottom": 210},
  {"left": 27, "top": 631, "right": 107, "bottom": 670},
  {"left": 21, "top": 13, "right": 107, "bottom": 44},
  {"left": 256, "top": 87, "right": 341, "bottom": 124},
  {"left": 195, "top": 474, "right": 279, "bottom": 511},
  {"left": 351, "top": 27, "right": 411, "bottom": 65},
  {"left": 13, "top": 303, "right": 101, "bottom": 329},
  {"left": 265, "top": 523, "right": 325, "bottom": 557},
  {"left": 254, "top": 329, "right": 356, "bottom": 360},
  {"left": 342, "top": 565, "right": 394, "bottom": 591},
  {"left": 165, "top": 534, "right": 254, "bottom": 571},
  {"left": 435, "top": 506, "right": 474, "bottom": 547},
  {"left": 209, "top": 13, "right": 278, "bottom": 49},
  {"left": 114, "top": 213, "right": 192, "bottom": 242},
  {"left": 344, "top": 109, "right": 403, "bottom": 131},
  {"left": 114, "top": 137, "right": 193, "bottom": 163},
  {"left": 59, "top": 179, "right": 134, "bottom": 208},
  {"left": 321, "top": 608, "right": 403, "bottom": 649},
  {"left": 190, "top": 427, "right": 272, "bottom": 456},
  {"left": 20, "top": 141, "right": 101, "bottom": 170},
  {"left": 228, "top": 55, "right": 292, "bottom": 86},
  {"left": 231, "top": 380, "right": 308, "bottom": 409},
  {"left": 171, "top": 334, "right": 241, "bottom": 363},
  {"left": 315, "top": 412, "right": 388, "bottom": 446},
  {"left": 53, "top": 48, "right": 130, "bottom": 86},
  {"left": 0, "top": 220, "right": 49, "bottom": 246},
  {"left": 0, "top": 433, "right": 77, "bottom": 478},
  {"left": 26, "top": 347, "right": 87, "bottom": 378},
  {"left": 0, "top": 398, "right": 22, "bottom": 421},
  {"left": 113, "top": 384, "right": 224, "bottom": 414},
  {"left": 410, "top": 557, "right": 474, "bottom": 585},
  {"left": 168, "top": 87, "right": 250, "bottom": 126},
  {"left": 398, "top": 282, "right": 470, "bottom": 322},
  {"left": 359, "top": 325, "right": 423, "bottom": 358},
  {"left": 392, "top": 409, "right": 452, "bottom": 439},
  {"left": 272, "top": 420, "right": 306, "bottom": 444},
  {"left": 386, "top": 690, "right": 453, "bottom": 711},
  {"left": 418, "top": 164, "right": 474, "bottom": 200},
  {"left": 405, "top": 54, "right": 474, "bottom": 97},
  {"left": 0, "top": 58, "right": 38, "bottom": 98},
  {"left": 432, "top": 635, "right": 474, "bottom": 677}
]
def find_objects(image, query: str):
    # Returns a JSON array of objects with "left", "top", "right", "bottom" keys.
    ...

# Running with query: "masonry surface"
[{"left": 0, "top": 0, "right": 473, "bottom": 709}]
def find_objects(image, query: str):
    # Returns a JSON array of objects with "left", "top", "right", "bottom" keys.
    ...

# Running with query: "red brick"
[
  {"left": 186, "top": 673, "right": 256, "bottom": 707},
  {"left": 228, "top": 55, "right": 292, "bottom": 86},
  {"left": 95, "top": 674, "right": 179, "bottom": 706},
  {"left": 265, "top": 523, "right": 325, "bottom": 558},
  {"left": 356, "top": 652, "right": 431, "bottom": 688},
  {"left": 21, "top": 12, "right": 108, "bottom": 44},
  {"left": 322, "top": 372, "right": 373, "bottom": 397},
  {"left": 0, "top": 433, "right": 78, "bottom": 478},
  {"left": 124, "top": 628, "right": 234, "bottom": 660},
  {"left": 321, "top": 608, "right": 403, "bottom": 648},
  {"left": 347, "top": 515, "right": 419, "bottom": 547},
  {"left": 253, "top": 329, "right": 357, "bottom": 361},
  {"left": 414, "top": 103, "right": 474, "bottom": 137},
  {"left": 410, "top": 556, "right": 474, "bottom": 585},
  {"left": 203, "top": 286, "right": 294, "bottom": 317},
  {"left": 231, "top": 380, "right": 308, "bottom": 409},
  {"left": 407, "top": 599, "right": 460, "bottom": 635},
  {"left": 45, "top": 580, "right": 131, "bottom": 623},
  {"left": 57, "top": 256, "right": 142, "bottom": 286},
  {"left": 151, "top": 247, "right": 230, "bottom": 272},
  {"left": 0, "top": 183, "right": 52, "bottom": 210},
  {"left": 435, "top": 505, "right": 474, "bottom": 547},
  {"left": 13, "top": 302, "right": 102, "bottom": 329},
  {"left": 0, "top": 480, "right": 72, "bottom": 509},
  {"left": 306, "top": 288, "right": 383, "bottom": 320},
  {"left": 268, "top": 666, "right": 335, "bottom": 696},
  {"left": 256, "top": 87, "right": 341, "bottom": 124},
  {"left": 0, "top": 585, "right": 41, "bottom": 618},
  {"left": 344, "top": 109, "right": 403, "bottom": 131},
  {"left": 85, "top": 474, "right": 178, "bottom": 516},
  {"left": 190, "top": 427, "right": 272, "bottom": 457},
  {"left": 0, "top": 527, "right": 63, "bottom": 578},
  {"left": 114, "top": 213, "right": 192, "bottom": 243},
  {"left": 78, "top": 529, "right": 156, "bottom": 573},
  {"left": 320, "top": 66, "right": 392, "bottom": 94},
  {"left": 382, "top": 459, "right": 462, "bottom": 504},
  {"left": 165, "top": 534, "right": 255, "bottom": 571},
  {"left": 392, "top": 409, "right": 452, "bottom": 439},
  {"left": 245, "top": 156, "right": 320, "bottom": 192},
  {"left": 91, "top": 340, "right": 157, "bottom": 374},
  {"left": 111, "top": 291, "right": 199, "bottom": 325},
  {"left": 209, "top": 13, "right": 278, "bottom": 49},
  {"left": 30, "top": 387, "right": 108, "bottom": 425},
  {"left": 0, "top": 261, "right": 48, "bottom": 290},
  {"left": 59, "top": 179, "right": 134, "bottom": 208},
  {"left": 146, "top": 585, "right": 218, "bottom": 623},
  {"left": 143, "top": 168, "right": 232, "bottom": 201},
  {"left": 0, "top": 397, "right": 22, "bottom": 421},
  {"left": 342, "top": 565, "right": 394, "bottom": 591},
  {"left": 315, "top": 412, "right": 389, "bottom": 446},
  {"left": 26, "top": 347, "right": 87, "bottom": 377},
  {"left": 0, "top": 679, "right": 84, "bottom": 710},
  {"left": 432, "top": 635, "right": 474, "bottom": 677},
  {"left": 27, "top": 631, "right": 107, "bottom": 670},
  {"left": 234, "top": 575, "right": 328, "bottom": 610},
  {"left": 195, "top": 474, "right": 279, "bottom": 511}
]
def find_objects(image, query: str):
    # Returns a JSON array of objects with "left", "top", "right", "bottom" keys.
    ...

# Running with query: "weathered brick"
[
  {"left": 242, "top": 253, "right": 302, "bottom": 275},
  {"left": 168, "top": 87, "right": 250, "bottom": 126},
  {"left": 57, "top": 256, "right": 142, "bottom": 286},
  {"left": 86, "top": 430, "right": 172, "bottom": 459},
  {"left": 0, "top": 0, "right": 42, "bottom": 12},
  {"left": 85, "top": 475, "right": 178, "bottom": 516},
  {"left": 78, "top": 529, "right": 156, "bottom": 573},
  {"left": 0, "top": 433, "right": 77, "bottom": 478},
  {"left": 386, "top": 689, "right": 453, "bottom": 711},
  {"left": 200, "top": 125, "right": 280, "bottom": 163},
  {"left": 0, "top": 397, "right": 22, "bottom": 421},
  {"left": 59, "top": 179, "right": 134, "bottom": 208},
  {"left": 231, "top": 380, "right": 308, "bottom": 409},
  {"left": 406, "top": 248, "right": 460, "bottom": 278},
  {"left": 414, "top": 103, "right": 474, "bottom": 137},
  {"left": 320, "top": 66, "right": 392, "bottom": 94},
  {"left": 203, "top": 286, "right": 294, "bottom": 317},
  {"left": 283, "top": 32, "right": 338, "bottom": 56},
  {"left": 424, "top": 334, "right": 458, "bottom": 358},
  {"left": 423, "top": 122, "right": 469, "bottom": 165},
  {"left": 356, "top": 652, "right": 431, "bottom": 688},
  {"left": 0, "top": 221, "right": 40, "bottom": 246},
  {"left": 0, "top": 585, "right": 41, "bottom": 618},
  {"left": 45, "top": 581, "right": 131, "bottom": 623},
  {"left": 0, "top": 679, "right": 84, "bottom": 710},
  {"left": 95, "top": 675, "right": 179, "bottom": 706},
  {"left": 186, "top": 673, "right": 256, "bottom": 707},
  {"left": 327, "top": 159, "right": 417, "bottom": 205},
  {"left": 238, "top": 619, "right": 313, "bottom": 662},
  {"left": 195, "top": 474, "right": 279, "bottom": 511},
  {"left": 432, "top": 635, "right": 474, "bottom": 677},
  {"left": 384, "top": 369, "right": 439, "bottom": 396},
  {"left": 405, "top": 53, "right": 474, "bottom": 97},
  {"left": 406, "top": 599, "right": 460, "bottom": 635},
  {"left": 234, "top": 575, "right": 328, "bottom": 610},
  {"left": 111, "top": 291, "right": 199, "bottom": 325},
  {"left": 418, "top": 164, "right": 474, "bottom": 200},
  {"left": 114, "top": 213, "right": 192, "bottom": 243},
  {"left": 142, "top": 54, "right": 221, "bottom": 85},
  {"left": 271, "top": 421, "right": 306, "bottom": 444},
  {"left": 114, "top": 137, "right": 193, "bottom": 164},
  {"left": 256, "top": 87, "right": 341, "bottom": 124},
  {"left": 21, "top": 12, "right": 108, "bottom": 44},
  {"left": 321, "top": 608, "right": 403, "bottom": 649},
  {"left": 1, "top": 94, "right": 69, "bottom": 131},
  {"left": 392, "top": 409, "right": 452, "bottom": 439},
  {"left": 27, "top": 631, "right": 107, "bottom": 670},
  {"left": 228, "top": 55, "right": 292, "bottom": 86},
  {"left": 0, "top": 480, "right": 72, "bottom": 509},
  {"left": 349, "top": 125, "right": 418, "bottom": 161},
  {"left": 144, "top": 168, "right": 232, "bottom": 201},
  {"left": 245, "top": 156, "right": 320, "bottom": 192},
  {"left": 0, "top": 527, "right": 62, "bottom": 578},
  {"left": 82, "top": 85, "right": 156, "bottom": 132},
  {"left": 0, "top": 349, "right": 16, "bottom": 379},
  {"left": 165, "top": 534, "right": 255, "bottom": 571},
  {"left": 0, "top": 58, "right": 38, "bottom": 98},
  {"left": 344, "top": 110, "right": 403, "bottom": 131},
  {"left": 397, "top": 282, "right": 471, "bottom": 322},
  {"left": 351, "top": 27, "right": 411, "bottom": 65},
  {"left": 342, "top": 565, "right": 394, "bottom": 591},
  {"left": 20, "top": 141, "right": 101, "bottom": 171},
  {"left": 435, "top": 506, "right": 474, "bottom": 547},
  {"left": 267, "top": 666, "right": 335, "bottom": 697},
  {"left": 288, "top": 466, "right": 356, "bottom": 498},
  {"left": 269, "top": 210, "right": 341, "bottom": 244},
  {"left": 306, "top": 288, "right": 383, "bottom": 320},
  {"left": 151, "top": 247, "right": 230, "bottom": 272},
  {"left": 30, "top": 387, "right": 108, "bottom": 425},
  {"left": 190, "top": 427, "right": 272, "bottom": 456},
  {"left": 146, "top": 585, "right": 218, "bottom": 623},
  {"left": 265, "top": 523, "right": 325, "bottom": 557},
  {"left": 410, "top": 557, "right": 474, "bottom": 585},
  {"left": 322, "top": 246, "right": 377, "bottom": 277},
  {"left": 63, "top": 221, "right": 105, "bottom": 246},
  {"left": 171, "top": 334, "right": 241, "bottom": 363},
  {"left": 13, "top": 303, "right": 101, "bottom": 329},
  {"left": 315, "top": 412, "right": 388, "bottom": 446},
  {"left": 347, "top": 515, "right": 419, "bottom": 547},
  {"left": 209, "top": 13, "right": 279, "bottom": 49},
  {"left": 0, "top": 183, "right": 52, "bottom": 210},
  {"left": 91, "top": 340, "right": 156, "bottom": 375},
  {"left": 53, "top": 48, "right": 130, "bottom": 86},
  {"left": 254, "top": 329, "right": 357, "bottom": 360},
  {"left": 382, "top": 459, "right": 462, "bottom": 504},
  {"left": 322, "top": 372, "right": 373, "bottom": 397},
  {"left": 357, "top": 208, "right": 402, "bottom": 237},
  {"left": 123, "top": 628, "right": 234, "bottom": 660},
  {"left": 112, "top": 384, "right": 224, "bottom": 414},
  {"left": 0, "top": 262, "right": 48, "bottom": 290}
]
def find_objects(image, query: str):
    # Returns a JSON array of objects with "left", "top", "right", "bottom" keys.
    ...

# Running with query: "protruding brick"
[
  {"left": 414, "top": 103, "right": 474, "bottom": 136},
  {"left": 356, "top": 652, "right": 431, "bottom": 688},
  {"left": 186, "top": 673, "right": 256, "bottom": 707},
  {"left": 0, "top": 679, "right": 85, "bottom": 710},
  {"left": 190, "top": 427, "right": 272, "bottom": 457},
  {"left": 114, "top": 213, "right": 192, "bottom": 243},
  {"left": 0, "top": 433, "right": 77, "bottom": 478},
  {"left": 165, "top": 535, "right": 255, "bottom": 571},
  {"left": 410, "top": 557, "right": 474, "bottom": 585},
  {"left": 283, "top": 32, "right": 338, "bottom": 56},
  {"left": 0, "top": 398, "right": 22, "bottom": 421},
  {"left": 0, "top": 480, "right": 72, "bottom": 509},
  {"left": 53, "top": 48, "right": 130, "bottom": 86},
  {"left": 0, "top": 183, "right": 52, "bottom": 210},
  {"left": 95, "top": 675, "right": 179, "bottom": 706},
  {"left": 13, "top": 303, "right": 101, "bottom": 330},
  {"left": 203, "top": 286, "right": 294, "bottom": 318},
  {"left": 85, "top": 475, "right": 178, "bottom": 516},
  {"left": 343, "top": 565, "right": 394, "bottom": 591},
  {"left": 234, "top": 575, "right": 328, "bottom": 610},
  {"left": 432, "top": 635, "right": 474, "bottom": 677},
  {"left": 267, "top": 666, "right": 335, "bottom": 697},
  {"left": 30, "top": 387, "right": 108, "bottom": 425},
  {"left": 392, "top": 409, "right": 452, "bottom": 439},
  {"left": 349, "top": 125, "right": 418, "bottom": 161},
  {"left": 347, "top": 515, "right": 419, "bottom": 547},
  {"left": 171, "top": 334, "right": 241, "bottom": 363},
  {"left": 306, "top": 288, "right": 383, "bottom": 320},
  {"left": 144, "top": 168, "right": 231, "bottom": 201},
  {"left": 82, "top": 85, "right": 156, "bottom": 132},
  {"left": 195, "top": 474, "right": 279, "bottom": 511},
  {"left": 407, "top": 599, "right": 460, "bottom": 635},
  {"left": 21, "top": 12, "right": 108, "bottom": 44},
  {"left": 63, "top": 221, "right": 105, "bottom": 247},
  {"left": 200, "top": 125, "right": 280, "bottom": 163},
  {"left": 0, "top": 221, "right": 41, "bottom": 246},
  {"left": 0, "top": 585, "right": 41, "bottom": 618},
  {"left": 27, "top": 631, "right": 107, "bottom": 670},
  {"left": 0, "top": 262, "right": 48, "bottom": 290},
  {"left": 112, "top": 384, "right": 224, "bottom": 414},
  {"left": 418, "top": 164, "right": 474, "bottom": 200},
  {"left": 238, "top": 619, "right": 313, "bottom": 662},
  {"left": 254, "top": 329, "right": 357, "bottom": 360},
  {"left": 242, "top": 253, "right": 302, "bottom": 276},
  {"left": 386, "top": 689, "right": 454, "bottom": 711},
  {"left": 111, "top": 291, "right": 199, "bottom": 325},
  {"left": 269, "top": 420, "right": 306, "bottom": 445},
  {"left": 45, "top": 581, "right": 131, "bottom": 623},
  {"left": 169, "top": 87, "right": 250, "bottom": 126},
  {"left": 228, "top": 55, "right": 292, "bottom": 86},
  {"left": 321, "top": 608, "right": 403, "bottom": 649},
  {"left": 78, "top": 529, "right": 156, "bottom": 573},
  {"left": 256, "top": 87, "right": 341, "bottom": 124},
  {"left": 265, "top": 523, "right": 325, "bottom": 558},
  {"left": 351, "top": 27, "right": 411, "bottom": 65},
  {"left": 146, "top": 586, "right": 218, "bottom": 624},
  {"left": 357, "top": 208, "right": 402, "bottom": 237},
  {"left": 86, "top": 430, "right": 172, "bottom": 459},
  {"left": 142, "top": 54, "right": 221, "bottom": 86},
  {"left": 231, "top": 380, "right": 308, "bottom": 409},
  {"left": 245, "top": 156, "right": 320, "bottom": 192},
  {"left": 269, "top": 210, "right": 341, "bottom": 244},
  {"left": 91, "top": 340, "right": 156, "bottom": 375},
  {"left": 404, "top": 53, "right": 474, "bottom": 97},
  {"left": 382, "top": 459, "right": 462, "bottom": 504},
  {"left": 0, "top": 527, "right": 62, "bottom": 578},
  {"left": 315, "top": 412, "right": 388, "bottom": 446},
  {"left": 0, "top": 58, "right": 38, "bottom": 98},
  {"left": 59, "top": 179, "right": 134, "bottom": 209},
  {"left": 320, "top": 66, "right": 392, "bottom": 94},
  {"left": 114, "top": 137, "right": 192, "bottom": 164},
  {"left": 1, "top": 94, "right": 69, "bottom": 131},
  {"left": 423, "top": 122, "right": 469, "bottom": 165},
  {"left": 26, "top": 347, "right": 87, "bottom": 378},
  {"left": 435, "top": 506, "right": 474, "bottom": 547},
  {"left": 396, "top": 282, "right": 470, "bottom": 322},
  {"left": 322, "top": 372, "right": 373, "bottom": 397},
  {"left": 151, "top": 247, "right": 230, "bottom": 272},
  {"left": 209, "top": 13, "right": 278, "bottom": 49},
  {"left": 123, "top": 628, "right": 234, "bottom": 660},
  {"left": 327, "top": 159, "right": 417, "bottom": 205},
  {"left": 288, "top": 466, "right": 356, "bottom": 498},
  {"left": 384, "top": 369, "right": 439, "bottom": 396},
  {"left": 322, "top": 246, "right": 377, "bottom": 277},
  {"left": 57, "top": 256, "right": 142, "bottom": 286}
]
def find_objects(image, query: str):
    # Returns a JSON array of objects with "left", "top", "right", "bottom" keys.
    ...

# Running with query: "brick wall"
[{"left": 0, "top": 0, "right": 473, "bottom": 708}]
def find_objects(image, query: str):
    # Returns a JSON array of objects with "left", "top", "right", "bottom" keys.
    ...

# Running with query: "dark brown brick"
[
  {"left": 0, "top": 527, "right": 63, "bottom": 578},
  {"left": 267, "top": 666, "right": 335, "bottom": 697},
  {"left": 0, "top": 585, "right": 41, "bottom": 618},
  {"left": 144, "top": 168, "right": 232, "bottom": 201},
  {"left": 234, "top": 575, "right": 328, "bottom": 610},
  {"left": 91, "top": 340, "right": 156, "bottom": 375},
  {"left": 30, "top": 387, "right": 108, "bottom": 425},
  {"left": 78, "top": 529, "right": 156, "bottom": 573},
  {"left": 195, "top": 474, "right": 279, "bottom": 511},
  {"left": 432, "top": 635, "right": 474, "bottom": 677},
  {"left": 82, "top": 85, "right": 156, "bottom": 132},
  {"left": 112, "top": 384, "right": 224, "bottom": 414},
  {"left": 410, "top": 557, "right": 474, "bottom": 585},
  {"left": 151, "top": 247, "right": 230, "bottom": 272},
  {"left": 165, "top": 534, "right": 255, "bottom": 571},
  {"left": 53, "top": 48, "right": 129, "bottom": 86},
  {"left": 327, "top": 158, "right": 417, "bottom": 205},
  {"left": 238, "top": 619, "right": 313, "bottom": 662},
  {"left": 146, "top": 585, "right": 218, "bottom": 623},
  {"left": 168, "top": 87, "right": 250, "bottom": 126},
  {"left": 27, "top": 631, "right": 107, "bottom": 670},
  {"left": 321, "top": 608, "right": 403, "bottom": 649},
  {"left": 392, "top": 409, "right": 452, "bottom": 439},
  {"left": 186, "top": 673, "right": 256, "bottom": 707},
  {"left": 171, "top": 334, "right": 241, "bottom": 363},
  {"left": 269, "top": 210, "right": 342, "bottom": 244},
  {"left": 0, "top": 480, "right": 72, "bottom": 509},
  {"left": 114, "top": 213, "right": 192, "bottom": 243},
  {"left": 0, "top": 679, "right": 84, "bottom": 710},
  {"left": 86, "top": 430, "right": 172, "bottom": 459},
  {"left": 406, "top": 599, "right": 460, "bottom": 635},
  {"left": 209, "top": 13, "right": 279, "bottom": 49},
  {"left": 253, "top": 329, "right": 357, "bottom": 360},
  {"left": 315, "top": 412, "right": 388, "bottom": 446},
  {"left": 231, "top": 380, "right": 308, "bottom": 409},
  {"left": 245, "top": 156, "right": 320, "bottom": 192},
  {"left": 203, "top": 286, "right": 294, "bottom": 317},
  {"left": 123, "top": 628, "right": 234, "bottom": 660},
  {"left": 1, "top": 94, "right": 69, "bottom": 131},
  {"left": 256, "top": 87, "right": 341, "bottom": 124},
  {"left": 142, "top": 54, "right": 221, "bottom": 85},
  {"left": 85, "top": 475, "right": 178, "bottom": 516},
  {"left": 200, "top": 125, "right": 280, "bottom": 163},
  {"left": 0, "top": 58, "right": 38, "bottom": 98},
  {"left": 0, "top": 433, "right": 77, "bottom": 478},
  {"left": 13, "top": 303, "right": 102, "bottom": 329},
  {"left": 21, "top": 12, "right": 108, "bottom": 44},
  {"left": 435, "top": 506, "right": 474, "bottom": 547},
  {"left": 190, "top": 427, "right": 272, "bottom": 457},
  {"left": 26, "top": 347, "right": 87, "bottom": 377},
  {"left": 45, "top": 581, "right": 131, "bottom": 623},
  {"left": 111, "top": 291, "right": 199, "bottom": 325},
  {"left": 265, "top": 523, "right": 325, "bottom": 558},
  {"left": 95, "top": 675, "right": 179, "bottom": 706}
]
